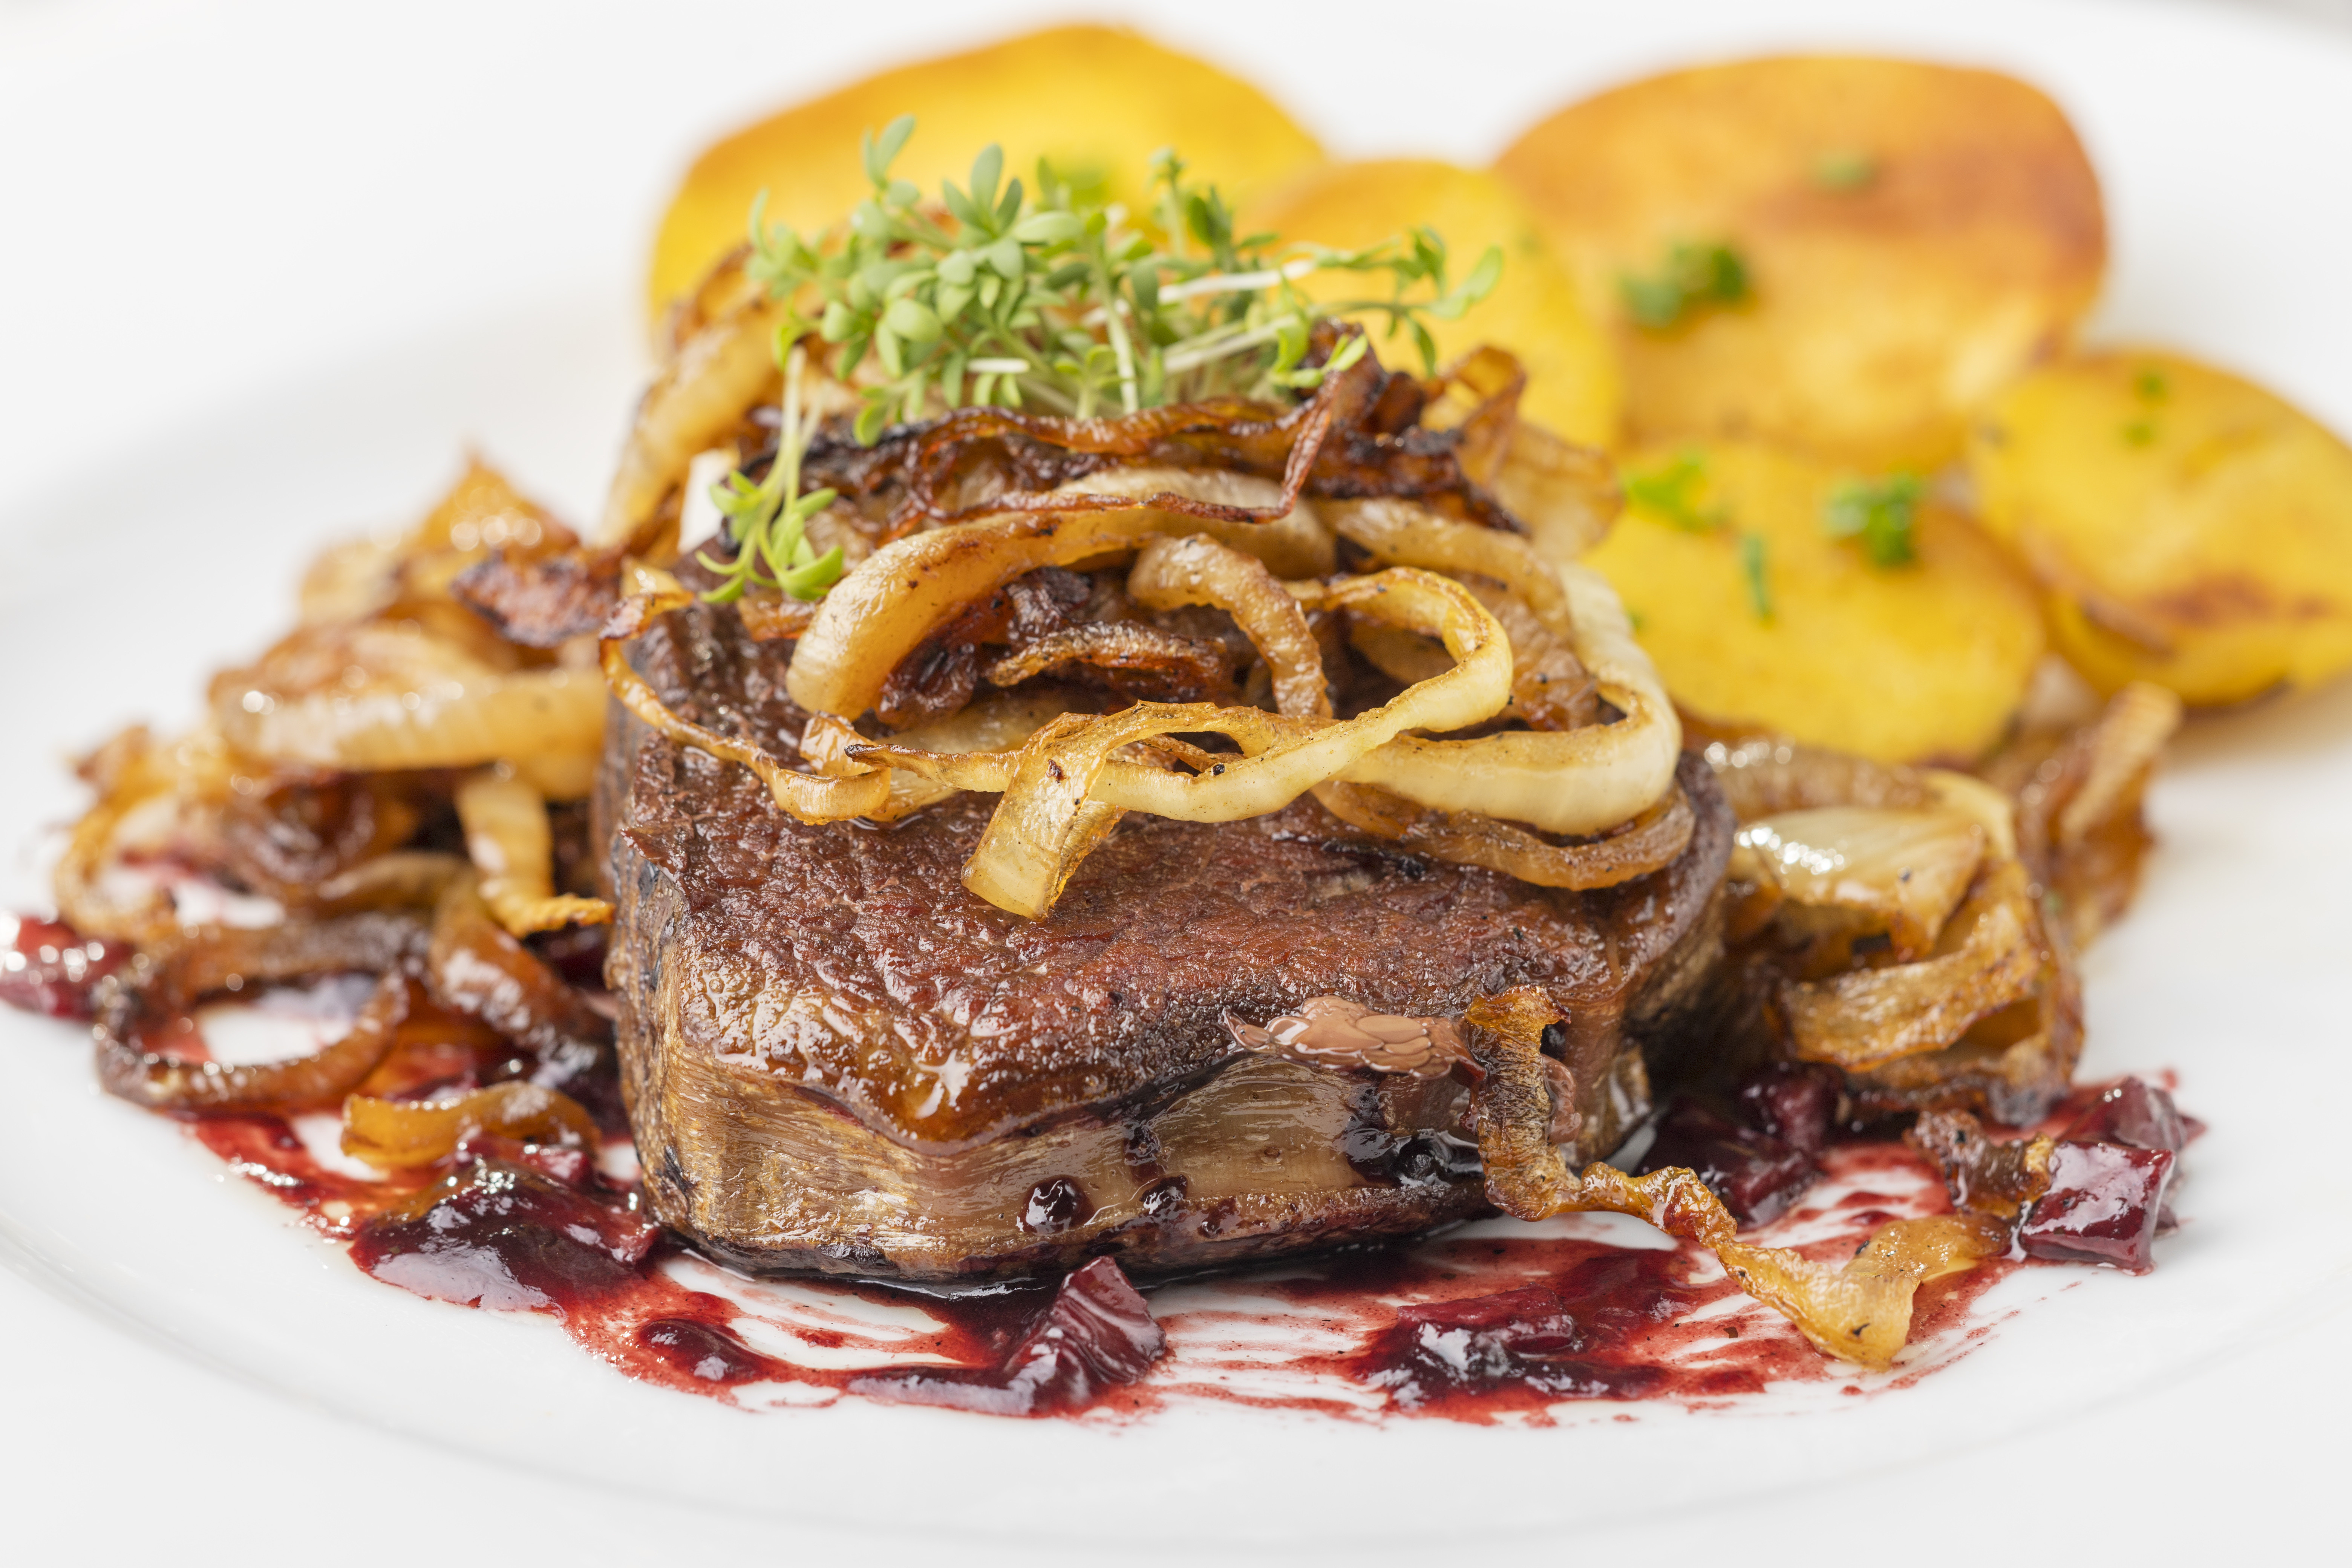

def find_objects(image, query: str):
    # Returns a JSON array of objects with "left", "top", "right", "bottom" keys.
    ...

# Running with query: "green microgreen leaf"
[
  {"left": 737, "top": 115, "right": 1507, "bottom": 441},
  {"left": 699, "top": 343, "right": 848, "bottom": 606},
  {"left": 1823, "top": 473, "right": 1925, "bottom": 568},
  {"left": 864, "top": 115, "right": 915, "bottom": 186}
]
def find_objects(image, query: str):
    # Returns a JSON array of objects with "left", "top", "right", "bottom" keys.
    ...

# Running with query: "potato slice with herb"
[
  {"left": 1970, "top": 349, "right": 2352, "bottom": 704},
  {"left": 648, "top": 24, "right": 1323, "bottom": 324},
  {"left": 1495, "top": 57, "right": 2105, "bottom": 469},
  {"left": 1583, "top": 441, "right": 2043, "bottom": 762},
  {"left": 1247, "top": 159, "right": 1620, "bottom": 447}
]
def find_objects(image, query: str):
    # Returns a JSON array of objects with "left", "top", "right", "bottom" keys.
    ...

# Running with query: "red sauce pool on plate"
[
  {"left": 5, "top": 921, "right": 2159, "bottom": 1424},
  {"left": 173, "top": 1107, "right": 2030, "bottom": 1423}
]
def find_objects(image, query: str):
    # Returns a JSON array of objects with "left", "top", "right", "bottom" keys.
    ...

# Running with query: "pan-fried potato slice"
[
  {"left": 1970, "top": 349, "right": 2352, "bottom": 704},
  {"left": 1495, "top": 57, "right": 2105, "bottom": 469},
  {"left": 647, "top": 24, "right": 1323, "bottom": 325},
  {"left": 1584, "top": 441, "right": 2043, "bottom": 762},
  {"left": 1247, "top": 159, "right": 1620, "bottom": 447}
]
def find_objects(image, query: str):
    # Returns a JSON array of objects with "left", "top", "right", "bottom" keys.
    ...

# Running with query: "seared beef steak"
[{"left": 602, "top": 603, "right": 1733, "bottom": 1280}]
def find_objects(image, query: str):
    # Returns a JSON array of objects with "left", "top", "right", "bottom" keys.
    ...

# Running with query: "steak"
[{"left": 600, "top": 601, "right": 1734, "bottom": 1281}]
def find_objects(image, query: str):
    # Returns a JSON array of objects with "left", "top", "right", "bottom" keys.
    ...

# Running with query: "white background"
[{"left": 3, "top": 3, "right": 2350, "bottom": 1563}]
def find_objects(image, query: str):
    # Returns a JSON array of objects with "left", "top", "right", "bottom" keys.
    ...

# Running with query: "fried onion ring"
[
  {"left": 95, "top": 914, "right": 428, "bottom": 1113},
  {"left": 789, "top": 504, "right": 1333, "bottom": 720},
  {"left": 1325, "top": 500, "right": 1680, "bottom": 833},
  {"left": 1127, "top": 533, "right": 1331, "bottom": 720}
]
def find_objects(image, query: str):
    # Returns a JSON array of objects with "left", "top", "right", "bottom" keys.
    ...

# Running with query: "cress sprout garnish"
[
  {"left": 741, "top": 114, "right": 1503, "bottom": 441},
  {"left": 698, "top": 343, "right": 847, "bottom": 603}
]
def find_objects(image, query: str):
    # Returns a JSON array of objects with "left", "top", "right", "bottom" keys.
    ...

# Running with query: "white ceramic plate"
[{"left": 4, "top": 2, "right": 2349, "bottom": 1562}]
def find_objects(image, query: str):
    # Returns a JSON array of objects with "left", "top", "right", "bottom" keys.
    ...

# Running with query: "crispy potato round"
[
  {"left": 1971, "top": 349, "right": 2352, "bottom": 704},
  {"left": 1583, "top": 441, "right": 2044, "bottom": 763},
  {"left": 647, "top": 24, "right": 1323, "bottom": 324},
  {"left": 1494, "top": 57, "right": 2105, "bottom": 469},
  {"left": 1247, "top": 159, "right": 1620, "bottom": 447}
]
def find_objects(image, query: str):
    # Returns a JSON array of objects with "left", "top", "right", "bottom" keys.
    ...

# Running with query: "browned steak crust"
[{"left": 601, "top": 602, "right": 1733, "bottom": 1280}]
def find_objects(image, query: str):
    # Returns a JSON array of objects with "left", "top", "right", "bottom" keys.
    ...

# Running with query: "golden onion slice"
[
  {"left": 1719, "top": 1216, "right": 2013, "bottom": 1370},
  {"left": 787, "top": 499, "right": 1335, "bottom": 720},
  {"left": 216, "top": 618, "right": 605, "bottom": 776},
  {"left": 1127, "top": 533, "right": 1331, "bottom": 720},
  {"left": 1126, "top": 534, "right": 1675, "bottom": 893},
  {"left": 601, "top": 637, "right": 888, "bottom": 824},
  {"left": 1466, "top": 985, "right": 2009, "bottom": 1367},
  {"left": 1922, "top": 769, "right": 2020, "bottom": 860},
  {"left": 1779, "top": 858, "right": 2047, "bottom": 1071},
  {"left": 1092, "top": 568, "right": 1510, "bottom": 821},
  {"left": 962, "top": 706, "right": 1204, "bottom": 917},
  {"left": 865, "top": 566, "right": 1508, "bottom": 816},
  {"left": 1734, "top": 806, "right": 1986, "bottom": 959},
  {"left": 955, "top": 568, "right": 1507, "bottom": 916},
  {"left": 341, "top": 1080, "right": 600, "bottom": 1169},
  {"left": 1041, "top": 467, "right": 1337, "bottom": 580},
  {"left": 810, "top": 692, "right": 1069, "bottom": 822},
  {"left": 600, "top": 281, "right": 789, "bottom": 551},
  {"left": 1462, "top": 581, "right": 1598, "bottom": 732},
  {"left": 1325, "top": 500, "right": 1680, "bottom": 834},
  {"left": 2055, "top": 681, "right": 2181, "bottom": 847},
  {"left": 453, "top": 770, "right": 612, "bottom": 936},
  {"left": 1314, "top": 778, "right": 1695, "bottom": 891},
  {"left": 55, "top": 726, "right": 240, "bottom": 943}
]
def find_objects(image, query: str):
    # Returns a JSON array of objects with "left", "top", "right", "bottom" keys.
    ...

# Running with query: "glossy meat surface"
[{"left": 601, "top": 601, "right": 1733, "bottom": 1277}]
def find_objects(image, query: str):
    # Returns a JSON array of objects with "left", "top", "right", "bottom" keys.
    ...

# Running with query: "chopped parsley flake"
[
  {"left": 1740, "top": 533, "right": 1773, "bottom": 622},
  {"left": 1823, "top": 473, "right": 1925, "bottom": 568},
  {"left": 1625, "top": 450, "right": 1723, "bottom": 531},
  {"left": 1812, "top": 149, "right": 1876, "bottom": 191},
  {"left": 1620, "top": 242, "right": 1749, "bottom": 331}
]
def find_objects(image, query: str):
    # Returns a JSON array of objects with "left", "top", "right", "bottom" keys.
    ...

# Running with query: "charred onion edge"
[
  {"left": 1313, "top": 777, "right": 1695, "bottom": 890},
  {"left": 598, "top": 567, "right": 891, "bottom": 824},
  {"left": 899, "top": 361, "right": 1343, "bottom": 527},
  {"left": 95, "top": 917, "right": 427, "bottom": 1113}
]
